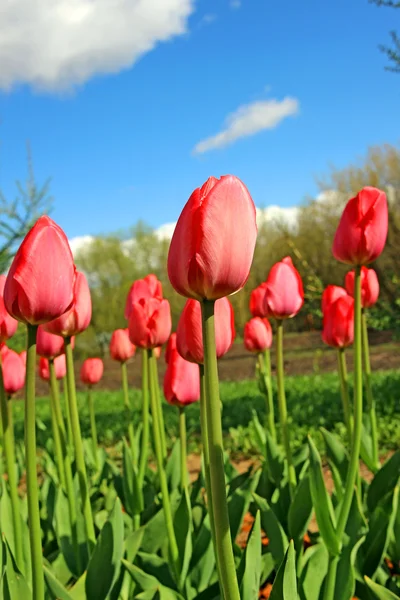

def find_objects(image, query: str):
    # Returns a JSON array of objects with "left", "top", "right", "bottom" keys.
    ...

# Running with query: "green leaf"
[
  {"left": 253, "top": 493, "right": 288, "bottom": 565},
  {"left": 360, "top": 421, "right": 379, "bottom": 474},
  {"left": 85, "top": 497, "right": 124, "bottom": 600},
  {"left": 288, "top": 474, "right": 313, "bottom": 542},
  {"left": 137, "top": 553, "right": 176, "bottom": 591},
  {"left": 238, "top": 511, "right": 262, "bottom": 600},
  {"left": 122, "top": 439, "right": 144, "bottom": 518},
  {"left": 307, "top": 436, "right": 340, "bottom": 557},
  {"left": 367, "top": 451, "right": 400, "bottom": 514},
  {"left": 173, "top": 489, "right": 192, "bottom": 590},
  {"left": 166, "top": 440, "right": 182, "bottom": 492},
  {"left": 53, "top": 488, "right": 89, "bottom": 577},
  {"left": 364, "top": 577, "right": 400, "bottom": 599},
  {"left": 252, "top": 411, "right": 266, "bottom": 459},
  {"left": 69, "top": 573, "right": 87, "bottom": 600},
  {"left": 228, "top": 469, "right": 261, "bottom": 540},
  {"left": 189, "top": 513, "right": 215, "bottom": 593},
  {"left": 320, "top": 428, "right": 349, "bottom": 486},
  {"left": 3, "top": 539, "right": 31, "bottom": 600},
  {"left": 44, "top": 564, "right": 74, "bottom": 600},
  {"left": 299, "top": 543, "right": 328, "bottom": 600},
  {"left": 265, "top": 430, "right": 284, "bottom": 485},
  {"left": 269, "top": 540, "right": 297, "bottom": 600},
  {"left": 121, "top": 560, "right": 184, "bottom": 599},
  {"left": 141, "top": 490, "right": 181, "bottom": 554}
]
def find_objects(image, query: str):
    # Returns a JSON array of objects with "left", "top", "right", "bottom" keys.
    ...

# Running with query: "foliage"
[{"left": 370, "top": 0, "right": 400, "bottom": 71}]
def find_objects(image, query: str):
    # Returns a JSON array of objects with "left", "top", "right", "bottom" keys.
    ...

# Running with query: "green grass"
[{"left": 12, "top": 369, "right": 400, "bottom": 457}]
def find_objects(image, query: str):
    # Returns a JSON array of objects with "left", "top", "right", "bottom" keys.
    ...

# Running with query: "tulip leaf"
[
  {"left": 364, "top": 577, "right": 400, "bottom": 599},
  {"left": 367, "top": 450, "right": 400, "bottom": 514},
  {"left": 53, "top": 488, "right": 89, "bottom": 577},
  {"left": 141, "top": 490, "right": 181, "bottom": 554},
  {"left": 320, "top": 427, "right": 349, "bottom": 486},
  {"left": 166, "top": 440, "right": 182, "bottom": 492},
  {"left": 238, "top": 511, "right": 262, "bottom": 600},
  {"left": 360, "top": 422, "right": 379, "bottom": 473},
  {"left": 121, "top": 560, "right": 184, "bottom": 599},
  {"left": 85, "top": 497, "right": 124, "bottom": 600},
  {"left": 307, "top": 436, "right": 340, "bottom": 557},
  {"left": 288, "top": 473, "right": 313, "bottom": 542},
  {"left": 122, "top": 438, "right": 144, "bottom": 518},
  {"left": 43, "top": 564, "right": 74, "bottom": 600},
  {"left": 269, "top": 540, "right": 297, "bottom": 600},
  {"left": 252, "top": 411, "right": 267, "bottom": 459},
  {"left": 228, "top": 469, "right": 261, "bottom": 540},
  {"left": 265, "top": 430, "right": 284, "bottom": 485},
  {"left": 189, "top": 513, "right": 215, "bottom": 592},
  {"left": 298, "top": 543, "right": 328, "bottom": 600},
  {"left": 173, "top": 489, "right": 192, "bottom": 589},
  {"left": 334, "top": 535, "right": 366, "bottom": 600},
  {"left": 253, "top": 493, "right": 288, "bottom": 565},
  {"left": 3, "top": 539, "right": 32, "bottom": 600}
]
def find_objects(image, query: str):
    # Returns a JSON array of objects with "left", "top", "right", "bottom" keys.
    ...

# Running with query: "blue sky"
[{"left": 0, "top": 0, "right": 398, "bottom": 240}]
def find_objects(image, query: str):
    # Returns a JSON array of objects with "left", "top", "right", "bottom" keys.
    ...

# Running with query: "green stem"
[
  {"left": 150, "top": 351, "right": 167, "bottom": 461},
  {"left": 87, "top": 387, "right": 98, "bottom": 469},
  {"left": 62, "top": 376, "right": 73, "bottom": 454},
  {"left": 258, "top": 350, "right": 277, "bottom": 441},
  {"left": 121, "top": 361, "right": 136, "bottom": 465},
  {"left": 48, "top": 379, "right": 66, "bottom": 490},
  {"left": 337, "top": 348, "right": 353, "bottom": 439},
  {"left": 65, "top": 337, "right": 96, "bottom": 551},
  {"left": 179, "top": 407, "right": 188, "bottom": 491},
  {"left": 201, "top": 300, "right": 240, "bottom": 600},
  {"left": 276, "top": 320, "right": 297, "bottom": 500},
  {"left": 147, "top": 349, "right": 180, "bottom": 579},
  {"left": 25, "top": 324, "right": 44, "bottom": 600},
  {"left": 49, "top": 360, "right": 80, "bottom": 574},
  {"left": 323, "top": 555, "right": 339, "bottom": 600},
  {"left": 138, "top": 349, "right": 149, "bottom": 486},
  {"left": 0, "top": 363, "right": 23, "bottom": 569},
  {"left": 362, "top": 310, "right": 379, "bottom": 469}
]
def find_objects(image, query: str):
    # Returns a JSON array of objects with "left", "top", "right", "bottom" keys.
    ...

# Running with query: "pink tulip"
[
  {"left": 264, "top": 257, "right": 304, "bottom": 319},
  {"left": 168, "top": 175, "right": 257, "bottom": 300},
  {"left": 19, "top": 350, "right": 27, "bottom": 366},
  {"left": 345, "top": 267, "right": 380, "bottom": 308},
  {"left": 153, "top": 346, "right": 162, "bottom": 359},
  {"left": 0, "top": 275, "right": 18, "bottom": 342},
  {"left": 2, "top": 349, "right": 25, "bottom": 394},
  {"left": 80, "top": 358, "right": 104, "bottom": 386},
  {"left": 164, "top": 349, "right": 200, "bottom": 408},
  {"left": 249, "top": 283, "right": 269, "bottom": 318},
  {"left": 176, "top": 297, "right": 235, "bottom": 364},
  {"left": 332, "top": 187, "right": 388, "bottom": 265},
  {"left": 44, "top": 271, "right": 92, "bottom": 337},
  {"left": 38, "top": 355, "right": 67, "bottom": 381},
  {"left": 125, "top": 275, "right": 163, "bottom": 319},
  {"left": 321, "top": 285, "right": 348, "bottom": 314},
  {"left": 109, "top": 329, "right": 136, "bottom": 362},
  {"left": 165, "top": 333, "right": 177, "bottom": 364},
  {"left": 128, "top": 298, "right": 171, "bottom": 349},
  {"left": 322, "top": 295, "right": 354, "bottom": 348},
  {"left": 37, "top": 325, "right": 65, "bottom": 358},
  {"left": 244, "top": 318, "right": 273, "bottom": 353},
  {"left": 4, "top": 216, "right": 75, "bottom": 325}
]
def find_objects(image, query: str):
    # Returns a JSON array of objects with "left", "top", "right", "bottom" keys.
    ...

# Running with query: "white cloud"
[
  {"left": 230, "top": 0, "right": 241, "bottom": 8},
  {"left": 193, "top": 97, "right": 299, "bottom": 154},
  {"left": 0, "top": 0, "right": 195, "bottom": 91}
]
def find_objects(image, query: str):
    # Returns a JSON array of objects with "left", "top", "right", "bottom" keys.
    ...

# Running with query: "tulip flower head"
[
  {"left": 322, "top": 295, "right": 354, "bottom": 348},
  {"left": 2, "top": 349, "right": 25, "bottom": 395},
  {"left": 44, "top": 271, "right": 92, "bottom": 337},
  {"left": 244, "top": 318, "right": 273, "bottom": 353},
  {"left": 345, "top": 267, "right": 379, "bottom": 309},
  {"left": 249, "top": 283, "right": 269, "bottom": 318},
  {"left": 0, "top": 275, "right": 18, "bottom": 342},
  {"left": 321, "top": 285, "right": 348, "bottom": 314},
  {"left": 168, "top": 175, "right": 257, "bottom": 300},
  {"left": 153, "top": 346, "right": 162, "bottom": 359},
  {"left": 128, "top": 297, "right": 171, "bottom": 349},
  {"left": 176, "top": 297, "right": 235, "bottom": 364},
  {"left": 264, "top": 257, "right": 304, "bottom": 319},
  {"left": 80, "top": 358, "right": 104, "bottom": 386},
  {"left": 332, "top": 187, "right": 388, "bottom": 265},
  {"left": 125, "top": 274, "right": 163, "bottom": 320},
  {"left": 4, "top": 216, "right": 76, "bottom": 325},
  {"left": 19, "top": 350, "right": 27, "bottom": 366},
  {"left": 109, "top": 329, "right": 136, "bottom": 362},
  {"left": 37, "top": 325, "right": 65, "bottom": 358},
  {"left": 38, "top": 355, "right": 67, "bottom": 381},
  {"left": 165, "top": 333, "right": 177, "bottom": 364},
  {"left": 164, "top": 349, "right": 200, "bottom": 408}
]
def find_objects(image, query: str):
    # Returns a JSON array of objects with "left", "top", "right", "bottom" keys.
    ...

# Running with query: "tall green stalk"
[
  {"left": 361, "top": 310, "right": 379, "bottom": 469},
  {"left": 62, "top": 376, "right": 73, "bottom": 453},
  {"left": 179, "top": 407, "right": 188, "bottom": 491},
  {"left": 138, "top": 349, "right": 149, "bottom": 486},
  {"left": 64, "top": 337, "right": 96, "bottom": 551},
  {"left": 0, "top": 363, "right": 23, "bottom": 569},
  {"left": 201, "top": 300, "right": 240, "bottom": 600},
  {"left": 48, "top": 379, "right": 66, "bottom": 489},
  {"left": 323, "top": 265, "right": 364, "bottom": 600},
  {"left": 25, "top": 324, "right": 44, "bottom": 600},
  {"left": 87, "top": 387, "right": 98, "bottom": 469},
  {"left": 49, "top": 360, "right": 80, "bottom": 573},
  {"left": 276, "top": 320, "right": 297, "bottom": 500},
  {"left": 150, "top": 351, "right": 167, "bottom": 461},
  {"left": 337, "top": 348, "right": 352, "bottom": 439},
  {"left": 121, "top": 361, "right": 136, "bottom": 464},
  {"left": 257, "top": 350, "right": 276, "bottom": 441},
  {"left": 147, "top": 349, "right": 179, "bottom": 579}
]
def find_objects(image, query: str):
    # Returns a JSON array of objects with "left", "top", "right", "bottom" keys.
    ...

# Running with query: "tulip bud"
[
  {"left": 264, "top": 257, "right": 304, "bottom": 319},
  {"left": 4, "top": 216, "right": 75, "bottom": 325},
  {"left": 168, "top": 175, "right": 257, "bottom": 300},
  {"left": 128, "top": 298, "right": 171, "bottom": 349},
  {"left": 322, "top": 295, "right": 354, "bottom": 348},
  {"left": 332, "top": 186, "right": 388, "bottom": 265},
  {"left": 321, "top": 285, "right": 348, "bottom": 314},
  {"left": 2, "top": 349, "right": 25, "bottom": 395},
  {"left": 44, "top": 271, "right": 91, "bottom": 337},
  {"left": 244, "top": 318, "right": 272, "bottom": 353},
  {"left": 249, "top": 283, "right": 268, "bottom": 318},
  {"left": 38, "top": 355, "right": 67, "bottom": 381},
  {"left": 165, "top": 333, "right": 177, "bottom": 364},
  {"left": 176, "top": 297, "right": 235, "bottom": 364},
  {"left": 37, "top": 325, "right": 65, "bottom": 358},
  {"left": 80, "top": 358, "right": 104, "bottom": 386},
  {"left": 109, "top": 329, "right": 136, "bottom": 362},
  {"left": 345, "top": 267, "right": 379, "bottom": 309},
  {"left": 163, "top": 349, "right": 200, "bottom": 408},
  {"left": 0, "top": 276, "right": 18, "bottom": 342},
  {"left": 125, "top": 274, "right": 163, "bottom": 319},
  {"left": 19, "top": 350, "right": 27, "bottom": 366}
]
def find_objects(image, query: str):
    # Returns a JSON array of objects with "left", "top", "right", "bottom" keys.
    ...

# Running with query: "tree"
[
  {"left": 370, "top": 0, "right": 400, "bottom": 72},
  {"left": 0, "top": 143, "right": 52, "bottom": 273}
]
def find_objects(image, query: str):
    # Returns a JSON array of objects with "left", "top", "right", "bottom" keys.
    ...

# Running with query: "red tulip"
[
  {"left": 0, "top": 275, "right": 18, "bottom": 342},
  {"left": 44, "top": 271, "right": 92, "bottom": 337},
  {"left": 2, "top": 349, "right": 25, "bottom": 394},
  {"left": 19, "top": 350, "right": 27, "bottom": 366},
  {"left": 4, "top": 216, "right": 75, "bottom": 325},
  {"left": 244, "top": 318, "right": 273, "bottom": 353},
  {"left": 249, "top": 283, "right": 269, "bottom": 318},
  {"left": 332, "top": 187, "right": 388, "bottom": 265},
  {"left": 109, "top": 329, "right": 136, "bottom": 362},
  {"left": 164, "top": 349, "right": 200, "bottom": 408},
  {"left": 168, "top": 175, "right": 257, "bottom": 300},
  {"left": 321, "top": 285, "right": 348, "bottom": 314},
  {"left": 176, "top": 297, "right": 235, "bottom": 364},
  {"left": 345, "top": 267, "right": 380, "bottom": 309},
  {"left": 38, "top": 355, "right": 66, "bottom": 381},
  {"left": 80, "top": 358, "right": 104, "bottom": 386},
  {"left": 125, "top": 275, "right": 163, "bottom": 319},
  {"left": 165, "top": 333, "right": 177, "bottom": 364},
  {"left": 37, "top": 325, "right": 65, "bottom": 358},
  {"left": 322, "top": 295, "right": 354, "bottom": 348},
  {"left": 264, "top": 257, "right": 304, "bottom": 319},
  {"left": 153, "top": 346, "right": 162, "bottom": 359},
  {"left": 128, "top": 298, "right": 171, "bottom": 349}
]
